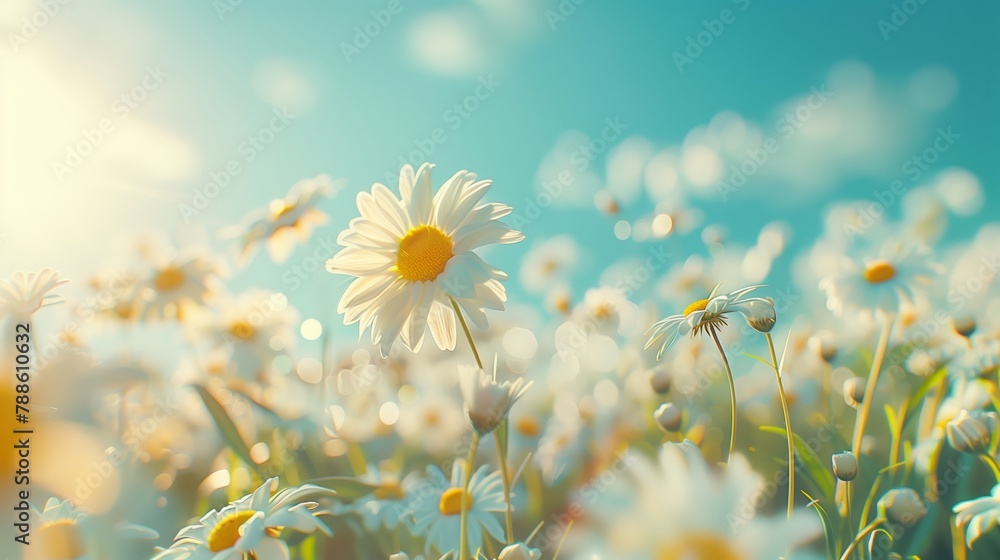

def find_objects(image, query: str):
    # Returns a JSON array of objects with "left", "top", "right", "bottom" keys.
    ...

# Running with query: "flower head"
[
  {"left": 878, "top": 487, "right": 927, "bottom": 525},
  {"left": 0, "top": 268, "right": 69, "bottom": 319},
  {"left": 645, "top": 285, "right": 776, "bottom": 359},
  {"left": 409, "top": 462, "right": 506, "bottom": 555},
  {"left": 154, "top": 478, "right": 335, "bottom": 560},
  {"left": 946, "top": 409, "right": 999, "bottom": 454},
  {"left": 32, "top": 498, "right": 87, "bottom": 560},
  {"left": 496, "top": 542, "right": 541, "bottom": 560},
  {"left": 327, "top": 163, "right": 523, "bottom": 357},
  {"left": 821, "top": 243, "right": 940, "bottom": 317},
  {"left": 459, "top": 360, "right": 532, "bottom": 435},
  {"left": 954, "top": 483, "right": 1000, "bottom": 548}
]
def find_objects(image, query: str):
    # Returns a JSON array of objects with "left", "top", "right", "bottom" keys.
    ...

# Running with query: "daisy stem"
[
  {"left": 450, "top": 296, "right": 484, "bottom": 370},
  {"left": 494, "top": 432, "right": 515, "bottom": 544},
  {"left": 979, "top": 453, "right": 1000, "bottom": 482},
  {"left": 708, "top": 328, "right": 737, "bottom": 464},
  {"left": 765, "top": 333, "right": 795, "bottom": 520},
  {"left": 459, "top": 432, "right": 480, "bottom": 560},
  {"left": 850, "top": 313, "right": 895, "bottom": 459},
  {"left": 840, "top": 518, "right": 884, "bottom": 560}
]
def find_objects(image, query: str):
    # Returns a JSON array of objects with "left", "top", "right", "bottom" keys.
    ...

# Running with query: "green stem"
[
  {"left": 765, "top": 333, "right": 795, "bottom": 519},
  {"left": 850, "top": 313, "right": 894, "bottom": 458},
  {"left": 459, "top": 432, "right": 480, "bottom": 560},
  {"left": 450, "top": 296, "right": 484, "bottom": 370},
  {"left": 840, "top": 518, "right": 885, "bottom": 560},
  {"left": 494, "top": 431, "right": 515, "bottom": 544},
  {"left": 709, "top": 328, "right": 737, "bottom": 464},
  {"left": 980, "top": 453, "right": 1000, "bottom": 482}
]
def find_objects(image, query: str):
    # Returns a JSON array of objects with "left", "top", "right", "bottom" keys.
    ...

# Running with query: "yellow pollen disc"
[
  {"left": 228, "top": 320, "right": 256, "bottom": 341},
  {"left": 438, "top": 487, "right": 473, "bottom": 516},
  {"left": 657, "top": 533, "right": 744, "bottom": 560},
  {"left": 374, "top": 481, "right": 405, "bottom": 501},
  {"left": 593, "top": 303, "right": 613, "bottom": 321},
  {"left": 863, "top": 259, "right": 897, "bottom": 284},
  {"left": 207, "top": 510, "right": 257, "bottom": 552},
  {"left": 39, "top": 520, "right": 85, "bottom": 560},
  {"left": 683, "top": 298, "right": 709, "bottom": 316},
  {"left": 396, "top": 226, "right": 454, "bottom": 282},
  {"left": 154, "top": 267, "right": 185, "bottom": 291},
  {"left": 516, "top": 416, "right": 542, "bottom": 437}
]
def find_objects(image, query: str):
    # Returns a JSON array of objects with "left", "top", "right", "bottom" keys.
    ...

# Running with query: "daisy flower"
[
  {"left": 459, "top": 360, "right": 532, "bottom": 435},
  {"left": 518, "top": 235, "right": 579, "bottom": 295},
  {"left": 645, "top": 284, "right": 776, "bottom": 359},
  {"left": 30, "top": 498, "right": 89, "bottom": 560},
  {"left": 153, "top": 478, "right": 335, "bottom": 560},
  {"left": 409, "top": 462, "right": 506, "bottom": 556},
  {"left": 954, "top": 483, "right": 1000, "bottom": 548},
  {"left": 327, "top": 163, "right": 524, "bottom": 357},
  {"left": 354, "top": 464, "right": 419, "bottom": 532},
  {"left": 225, "top": 174, "right": 339, "bottom": 264},
  {"left": 0, "top": 268, "right": 69, "bottom": 319},
  {"left": 820, "top": 242, "right": 940, "bottom": 317},
  {"left": 134, "top": 244, "right": 224, "bottom": 320}
]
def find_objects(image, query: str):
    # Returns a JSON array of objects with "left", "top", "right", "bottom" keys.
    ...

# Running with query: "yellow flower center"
[
  {"left": 516, "top": 416, "right": 542, "bottom": 437},
  {"left": 269, "top": 199, "right": 295, "bottom": 218},
  {"left": 374, "top": 481, "right": 405, "bottom": 501},
  {"left": 154, "top": 266, "right": 185, "bottom": 291},
  {"left": 228, "top": 320, "right": 256, "bottom": 341},
  {"left": 863, "top": 259, "right": 896, "bottom": 284},
  {"left": 207, "top": 510, "right": 257, "bottom": 552},
  {"left": 38, "top": 520, "right": 85, "bottom": 560},
  {"left": 396, "top": 226, "right": 454, "bottom": 282},
  {"left": 593, "top": 303, "right": 613, "bottom": 321},
  {"left": 683, "top": 298, "right": 709, "bottom": 316},
  {"left": 657, "top": 533, "right": 744, "bottom": 560},
  {"left": 438, "top": 487, "right": 473, "bottom": 516}
]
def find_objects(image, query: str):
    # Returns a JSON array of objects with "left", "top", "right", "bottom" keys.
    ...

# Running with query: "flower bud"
[
  {"left": 737, "top": 298, "right": 776, "bottom": 333},
  {"left": 832, "top": 451, "right": 858, "bottom": 482},
  {"left": 877, "top": 488, "right": 927, "bottom": 525},
  {"left": 952, "top": 314, "right": 976, "bottom": 338},
  {"left": 654, "top": 402, "right": 683, "bottom": 433},
  {"left": 844, "top": 376, "right": 866, "bottom": 408},
  {"left": 946, "top": 410, "right": 999, "bottom": 454},
  {"left": 650, "top": 368, "right": 672, "bottom": 394},
  {"left": 497, "top": 542, "right": 542, "bottom": 560},
  {"left": 810, "top": 330, "right": 837, "bottom": 363}
]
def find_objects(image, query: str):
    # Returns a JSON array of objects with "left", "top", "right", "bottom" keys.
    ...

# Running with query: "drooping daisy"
[
  {"left": 225, "top": 175, "right": 339, "bottom": 265},
  {"left": 954, "top": 483, "right": 1000, "bottom": 548},
  {"left": 459, "top": 360, "right": 532, "bottom": 435},
  {"left": 645, "top": 284, "right": 776, "bottom": 359},
  {"left": 0, "top": 268, "right": 69, "bottom": 319},
  {"left": 409, "top": 462, "right": 506, "bottom": 556},
  {"left": 153, "top": 477, "right": 335, "bottom": 560},
  {"left": 134, "top": 243, "right": 225, "bottom": 321},
  {"left": 327, "top": 163, "right": 524, "bottom": 357},
  {"left": 820, "top": 242, "right": 940, "bottom": 317}
]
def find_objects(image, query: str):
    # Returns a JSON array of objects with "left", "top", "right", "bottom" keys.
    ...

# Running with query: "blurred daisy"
[
  {"left": 30, "top": 498, "right": 88, "bottom": 560},
  {"left": 410, "top": 462, "right": 506, "bottom": 555},
  {"left": 154, "top": 477, "right": 334, "bottom": 560},
  {"left": 587, "top": 440, "right": 820, "bottom": 560},
  {"left": 948, "top": 337, "right": 1000, "bottom": 380},
  {"left": 573, "top": 286, "right": 640, "bottom": 337},
  {"left": 459, "top": 360, "right": 532, "bottom": 434},
  {"left": 135, "top": 245, "right": 224, "bottom": 320},
  {"left": 821, "top": 242, "right": 940, "bottom": 317},
  {"left": 645, "top": 284, "right": 776, "bottom": 359},
  {"left": 0, "top": 268, "right": 69, "bottom": 319},
  {"left": 519, "top": 235, "right": 579, "bottom": 295},
  {"left": 187, "top": 289, "right": 297, "bottom": 380},
  {"left": 355, "top": 464, "right": 419, "bottom": 532},
  {"left": 327, "top": 163, "right": 524, "bottom": 357},
  {"left": 226, "top": 174, "right": 339, "bottom": 265},
  {"left": 954, "top": 483, "right": 1000, "bottom": 548}
]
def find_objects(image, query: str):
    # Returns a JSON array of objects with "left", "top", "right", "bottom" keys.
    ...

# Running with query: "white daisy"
[
  {"left": 226, "top": 174, "right": 339, "bottom": 265},
  {"left": 645, "top": 284, "right": 776, "bottom": 359},
  {"left": 355, "top": 464, "right": 420, "bottom": 532},
  {"left": 153, "top": 478, "right": 334, "bottom": 560},
  {"left": 954, "top": 483, "right": 1000, "bottom": 548},
  {"left": 518, "top": 235, "right": 579, "bottom": 295},
  {"left": 820, "top": 242, "right": 940, "bottom": 317},
  {"left": 327, "top": 163, "right": 524, "bottom": 357},
  {"left": 409, "top": 462, "right": 506, "bottom": 556},
  {"left": 135, "top": 244, "right": 224, "bottom": 321},
  {"left": 0, "top": 268, "right": 69, "bottom": 319},
  {"left": 30, "top": 498, "right": 90, "bottom": 560},
  {"left": 459, "top": 360, "right": 532, "bottom": 435}
]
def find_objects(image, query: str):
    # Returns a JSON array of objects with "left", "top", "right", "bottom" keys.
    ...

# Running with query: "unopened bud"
[
  {"left": 946, "top": 409, "right": 999, "bottom": 454},
  {"left": 654, "top": 402, "right": 683, "bottom": 433},
  {"left": 650, "top": 368, "right": 672, "bottom": 394},
  {"left": 877, "top": 488, "right": 927, "bottom": 525},
  {"left": 832, "top": 451, "right": 858, "bottom": 482},
  {"left": 844, "top": 376, "right": 866, "bottom": 408},
  {"left": 497, "top": 542, "right": 542, "bottom": 560},
  {"left": 952, "top": 314, "right": 976, "bottom": 338}
]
